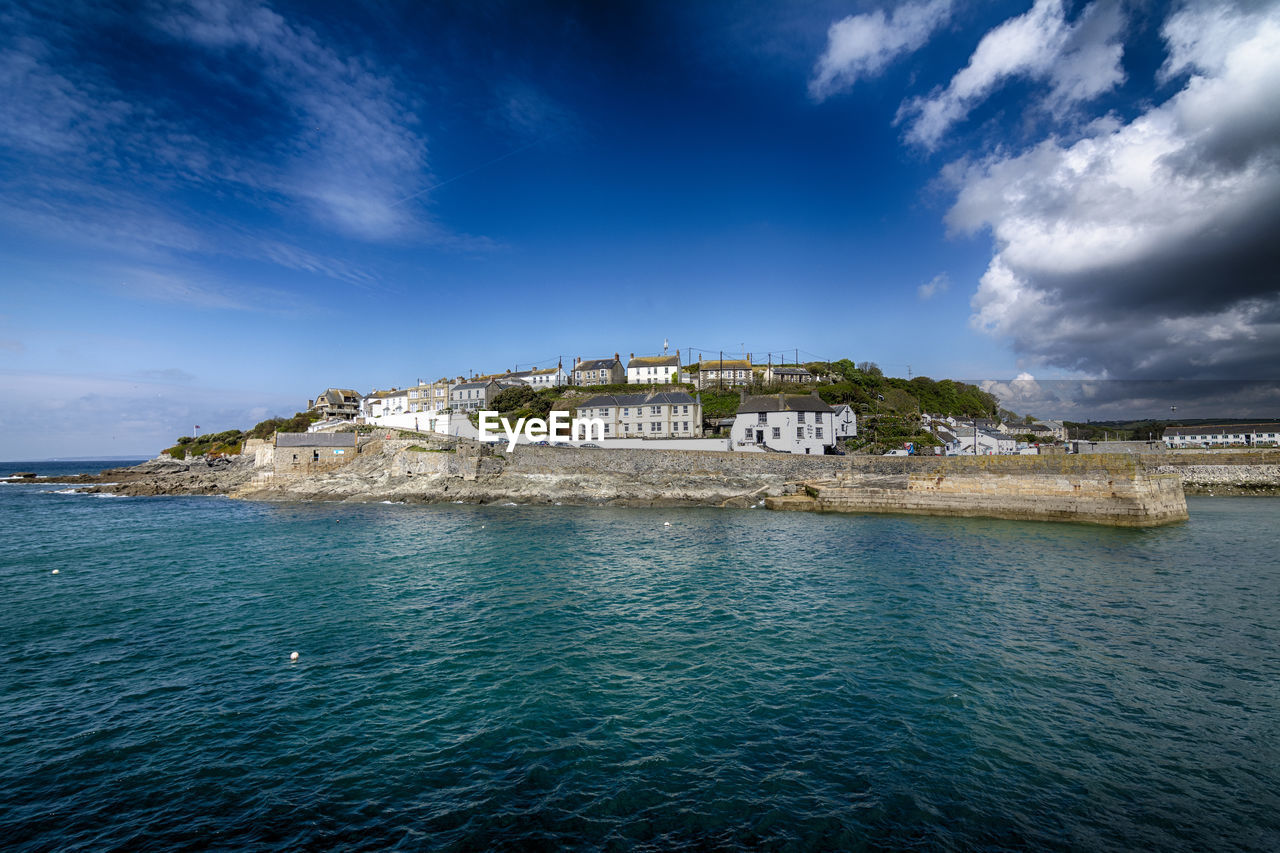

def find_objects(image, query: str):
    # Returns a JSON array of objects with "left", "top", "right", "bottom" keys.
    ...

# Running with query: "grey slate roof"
[
  {"left": 736, "top": 394, "right": 833, "bottom": 415},
  {"left": 451, "top": 380, "right": 491, "bottom": 391},
  {"left": 276, "top": 432, "right": 356, "bottom": 447},
  {"left": 769, "top": 366, "right": 812, "bottom": 375},
  {"left": 1164, "top": 423, "right": 1280, "bottom": 436},
  {"left": 578, "top": 392, "right": 697, "bottom": 408},
  {"left": 574, "top": 358, "right": 618, "bottom": 371}
]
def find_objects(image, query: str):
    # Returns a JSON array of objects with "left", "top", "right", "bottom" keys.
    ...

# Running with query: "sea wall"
[{"left": 228, "top": 441, "right": 1189, "bottom": 526}]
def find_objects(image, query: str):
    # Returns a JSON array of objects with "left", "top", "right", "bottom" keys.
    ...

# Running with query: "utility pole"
[{"left": 719, "top": 350, "right": 724, "bottom": 391}]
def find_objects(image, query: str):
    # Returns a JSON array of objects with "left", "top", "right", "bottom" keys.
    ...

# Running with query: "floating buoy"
[
  {"left": 664, "top": 522, "right": 671, "bottom": 527},
  {"left": 51, "top": 569, "right": 59, "bottom": 575},
  {"left": 290, "top": 651, "right": 299, "bottom": 662}
]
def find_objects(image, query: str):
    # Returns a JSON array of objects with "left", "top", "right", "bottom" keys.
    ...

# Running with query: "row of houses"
[{"left": 1162, "top": 424, "right": 1280, "bottom": 448}]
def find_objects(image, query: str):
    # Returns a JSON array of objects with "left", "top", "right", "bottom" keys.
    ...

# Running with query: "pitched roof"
[
  {"left": 695, "top": 359, "right": 753, "bottom": 371},
  {"left": 579, "top": 391, "right": 697, "bottom": 408},
  {"left": 736, "top": 394, "right": 833, "bottom": 415},
  {"left": 451, "top": 380, "right": 492, "bottom": 391},
  {"left": 574, "top": 358, "right": 618, "bottom": 371},
  {"left": 365, "top": 388, "right": 408, "bottom": 400},
  {"left": 768, "top": 366, "right": 812, "bottom": 375},
  {"left": 317, "top": 388, "right": 360, "bottom": 402},
  {"left": 628, "top": 355, "right": 680, "bottom": 368},
  {"left": 276, "top": 432, "right": 356, "bottom": 447}
]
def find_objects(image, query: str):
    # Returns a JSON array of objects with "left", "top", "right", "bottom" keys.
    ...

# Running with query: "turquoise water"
[{"left": 2, "top": 469, "right": 1278, "bottom": 850}]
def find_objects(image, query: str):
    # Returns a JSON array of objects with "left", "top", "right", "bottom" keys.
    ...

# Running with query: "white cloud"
[
  {"left": 809, "top": 0, "right": 953, "bottom": 101},
  {"left": 949, "top": 0, "right": 1280, "bottom": 378},
  {"left": 917, "top": 272, "right": 951, "bottom": 300},
  {"left": 898, "top": 0, "right": 1125, "bottom": 149},
  {"left": 153, "top": 0, "right": 431, "bottom": 241}
]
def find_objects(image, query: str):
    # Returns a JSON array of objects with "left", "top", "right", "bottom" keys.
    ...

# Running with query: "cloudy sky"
[{"left": 2, "top": 0, "right": 1278, "bottom": 457}]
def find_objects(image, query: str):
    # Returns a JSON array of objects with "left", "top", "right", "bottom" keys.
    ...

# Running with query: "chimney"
[
  {"left": 307, "top": 399, "right": 314, "bottom": 409},
  {"left": 739, "top": 388, "right": 747, "bottom": 404},
  {"left": 630, "top": 352, "right": 634, "bottom": 360},
  {"left": 614, "top": 352, "right": 619, "bottom": 362},
  {"left": 747, "top": 352, "right": 752, "bottom": 364}
]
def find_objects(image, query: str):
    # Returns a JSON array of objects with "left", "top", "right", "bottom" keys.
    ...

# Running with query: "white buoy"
[
  {"left": 664, "top": 521, "right": 671, "bottom": 527},
  {"left": 51, "top": 569, "right": 59, "bottom": 575},
  {"left": 290, "top": 651, "right": 299, "bottom": 662}
]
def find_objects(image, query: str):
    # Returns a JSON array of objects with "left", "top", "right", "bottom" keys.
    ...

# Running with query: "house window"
[
  {"left": 772, "top": 427, "right": 780, "bottom": 439},
  {"left": 623, "top": 408, "right": 629, "bottom": 416},
  {"left": 757, "top": 412, "right": 767, "bottom": 424},
  {"left": 796, "top": 427, "right": 804, "bottom": 439},
  {"left": 683, "top": 405, "right": 689, "bottom": 413},
  {"left": 651, "top": 406, "right": 660, "bottom": 415},
  {"left": 816, "top": 427, "right": 823, "bottom": 439},
  {"left": 651, "top": 422, "right": 660, "bottom": 432},
  {"left": 604, "top": 424, "right": 610, "bottom": 434},
  {"left": 682, "top": 421, "right": 689, "bottom": 431},
  {"left": 797, "top": 412, "right": 806, "bottom": 423},
  {"left": 624, "top": 423, "right": 630, "bottom": 433}
]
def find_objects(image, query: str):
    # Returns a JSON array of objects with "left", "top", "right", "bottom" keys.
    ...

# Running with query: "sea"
[{"left": 2, "top": 460, "right": 1278, "bottom": 851}]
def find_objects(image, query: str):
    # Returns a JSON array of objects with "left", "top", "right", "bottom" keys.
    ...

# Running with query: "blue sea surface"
[{"left": 2, "top": 468, "right": 1278, "bottom": 850}]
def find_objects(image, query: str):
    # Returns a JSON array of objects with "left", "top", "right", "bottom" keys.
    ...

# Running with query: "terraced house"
[
  {"left": 692, "top": 357, "right": 755, "bottom": 389},
  {"left": 575, "top": 391, "right": 702, "bottom": 438},
  {"left": 407, "top": 379, "right": 452, "bottom": 413},
  {"left": 1163, "top": 423, "right": 1280, "bottom": 448}
]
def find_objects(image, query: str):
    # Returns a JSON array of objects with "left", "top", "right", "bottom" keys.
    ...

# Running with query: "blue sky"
[{"left": 3, "top": 0, "right": 1279, "bottom": 457}]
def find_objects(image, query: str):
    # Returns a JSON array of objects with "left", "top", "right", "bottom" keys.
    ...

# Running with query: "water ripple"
[{"left": 1, "top": 494, "right": 1278, "bottom": 850}]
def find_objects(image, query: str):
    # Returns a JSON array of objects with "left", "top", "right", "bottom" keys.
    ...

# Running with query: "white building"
[
  {"left": 575, "top": 391, "right": 702, "bottom": 439},
  {"left": 831, "top": 404, "right": 857, "bottom": 438},
  {"left": 626, "top": 351, "right": 682, "bottom": 385},
  {"left": 499, "top": 365, "right": 568, "bottom": 388},
  {"left": 948, "top": 428, "right": 1016, "bottom": 455},
  {"left": 363, "top": 387, "right": 410, "bottom": 419},
  {"left": 1163, "top": 423, "right": 1280, "bottom": 448},
  {"left": 731, "top": 392, "right": 835, "bottom": 455}
]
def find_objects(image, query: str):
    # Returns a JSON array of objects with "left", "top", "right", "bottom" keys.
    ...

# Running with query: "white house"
[
  {"left": 626, "top": 351, "right": 682, "bottom": 385},
  {"left": 363, "top": 387, "right": 411, "bottom": 419},
  {"left": 731, "top": 392, "right": 835, "bottom": 455},
  {"left": 575, "top": 391, "right": 702, "bottom": 438},
  {"left": 948, "top": 428, "right": 1016, "bottom": 455},
  {"left": 499, "top": 365, "right": 568, "bottom": 388},
  {"left": 831, "top": 404, "right": 857, "bottom": 438},
  {"left": 1163, "top": 423, "right": 1280, "bottom": 448}
]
